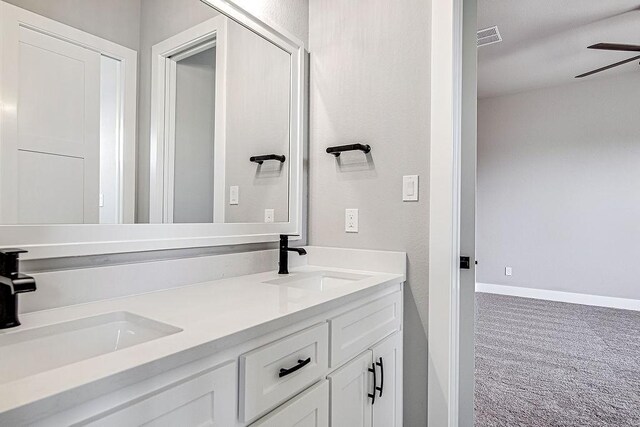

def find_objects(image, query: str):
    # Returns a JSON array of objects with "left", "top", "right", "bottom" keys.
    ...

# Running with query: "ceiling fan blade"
[
  {"left": 588, "top": 43, "right": 640, "bottom": 52},
  {"left": 575, "top": 54, "right": 640, "bottom": 78}
]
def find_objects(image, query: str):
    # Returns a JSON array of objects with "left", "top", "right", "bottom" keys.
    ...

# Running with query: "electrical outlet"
[
  {"left": 505, "top": 266, "right": 512, "bottom": 276},
  {"left": 345, "top": 209, "right": 358, "bottom": 233},
  {"left": 264, "top": 209, "right": 274, "bottom": 223}
]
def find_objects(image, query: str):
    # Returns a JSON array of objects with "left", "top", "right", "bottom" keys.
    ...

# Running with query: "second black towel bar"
[
  {"left": 250, "top": 154, "right": 286, "bottom": 164},
  {"left": 326, "top": 143, "right": 371, "bottom": 157}
]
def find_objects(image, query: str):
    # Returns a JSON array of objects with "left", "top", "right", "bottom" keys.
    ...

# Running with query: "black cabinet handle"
[
  {"left": 368, "top": 362, "right": 377, "bottom": 404},
  {"left": 279, "top": 357, "right": 311, "bottom": 378},
  {"left": 376, "top": 357, "right": 384, "bottom": 397}
]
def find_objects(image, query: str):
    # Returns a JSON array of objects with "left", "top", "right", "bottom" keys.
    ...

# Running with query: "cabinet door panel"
[
  {"left": 251, "top": 380, "right": 328, "bottom": 427},
  {"left": 372, "top": 332, "right": 403, "bottom": 427},
  {"left": 328, "top": 351, "right": 373, "bottom": 427}
]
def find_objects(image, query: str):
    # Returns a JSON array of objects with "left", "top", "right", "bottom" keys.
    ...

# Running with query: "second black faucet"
[{"left": 278, "top": 235, "right": 307, "bottom": 275}]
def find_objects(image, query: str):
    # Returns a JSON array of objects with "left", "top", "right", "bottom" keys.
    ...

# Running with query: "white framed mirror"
[{"left": 0, "top": 0, "right": 306, "bottom": 259}]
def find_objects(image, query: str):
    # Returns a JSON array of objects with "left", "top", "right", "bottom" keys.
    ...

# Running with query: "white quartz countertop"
[{"left": 0, "top": 252, "right": 404, "bottom": 416}]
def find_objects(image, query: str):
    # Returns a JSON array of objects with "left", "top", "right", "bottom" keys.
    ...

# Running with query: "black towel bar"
[
  {"left": 326, "top": 143, "right": 371, "bottom": 157},
  {"left": 250, "top": 154, "right": 286, "bottom": 164}
]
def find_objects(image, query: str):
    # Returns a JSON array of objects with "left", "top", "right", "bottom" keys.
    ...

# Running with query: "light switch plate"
[
  {"left": 403, "top": 175, "right": 419, "bottom": 201},
  {"left": 264, "top": 209, "right": 274, "bottom": 223},
  {"left": 345, "top": 209, "right": 358, "bottom": 233},
  {"left": 505, "top": 266, "right": 512, "bottom": 276},
  {"left": 229, "top": 186, "right": 239, "bottom": 205}
]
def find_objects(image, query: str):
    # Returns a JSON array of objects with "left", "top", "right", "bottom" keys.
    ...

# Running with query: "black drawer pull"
[{"left": 279, "top": 357, "right": 311, "bottom": 378}]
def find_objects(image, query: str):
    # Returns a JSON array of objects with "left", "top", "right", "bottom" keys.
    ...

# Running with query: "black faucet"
[
  {"left": 0, "top": 249, "right": 36, "bottom": 329},
  {"left": 278, "top": 235, "right": 307, "bottom": 275}
]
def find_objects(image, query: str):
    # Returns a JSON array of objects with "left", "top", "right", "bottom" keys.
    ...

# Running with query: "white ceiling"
[{"left": 478, "top": 1, "right": 640, "bottom": 98}]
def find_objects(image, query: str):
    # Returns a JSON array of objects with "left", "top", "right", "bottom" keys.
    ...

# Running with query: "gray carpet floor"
[{"left": 475, "top": 293, "right": 640, "bottom": 427}]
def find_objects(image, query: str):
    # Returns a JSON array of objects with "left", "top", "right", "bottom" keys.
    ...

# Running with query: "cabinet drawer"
[
  {"left": 240, "top": 322, "right": 329, "bottom": 423},
  {"left": 36, "top": 360, "right": 237, "bottom": 427},
  {"left": 329, "top": 291, "right": 402, "bottom": 367},
  {"left": 250, "top": 380, "right": 329, "bottom": 427}
]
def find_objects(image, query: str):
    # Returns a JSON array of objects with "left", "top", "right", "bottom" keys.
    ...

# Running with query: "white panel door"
[
  {"left": 251, "top": 380, "right": 329, "bottom": 427},
  {"left": 0, "top": 6, "right": 100, "bottom": 223},
  {"left": 372, "top": 332, "right": 403, "bottom": 427},
  {"left": 328, "top": 350, "right": 373, "bottom": 427}
]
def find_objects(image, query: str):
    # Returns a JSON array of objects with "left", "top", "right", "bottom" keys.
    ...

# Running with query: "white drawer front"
[
  {"left": 240, "top": 322, "right": 329, "bottom": 423},
  {"left": 250, "top": 380, "right": 329, "bottom": 427},
  {"left": 329, "top": 291, "right": 402, "bottom": 367},
  {"left": 68, "top": 361, "right": 236, "bottom": 427}
]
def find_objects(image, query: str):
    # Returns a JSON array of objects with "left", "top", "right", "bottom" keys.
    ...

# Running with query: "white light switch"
[
  {"left": 264, "top": 209, "right": 274, "bottom": 223},
  {"left": 345, "top": 209, "right": 358, "bottom": 233},
  {"left": 403, "top": 175, "right": 419, "bottom": 201},
  {"left": 99, "top": 193, "right": 104, "bottom": 207},
  {"left": 505, "top": 266, "right": 512, "bottom": 276},
  {"left": 229, "top": 186, "right": 239, "bottom": 205}
]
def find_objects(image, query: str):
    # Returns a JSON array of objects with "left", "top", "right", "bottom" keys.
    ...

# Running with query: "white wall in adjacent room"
[{"left": 477, "top": 72, "right": 640, "bottom": 300}]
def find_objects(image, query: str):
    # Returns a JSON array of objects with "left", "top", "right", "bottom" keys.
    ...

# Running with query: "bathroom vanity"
[{"left": 0, "top": 247, "right": 405, "bottom": 426}]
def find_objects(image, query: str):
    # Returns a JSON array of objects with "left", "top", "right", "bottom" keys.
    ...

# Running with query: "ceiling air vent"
[{"left": 477, "top": 26, "right": 502, "bottom": 47}]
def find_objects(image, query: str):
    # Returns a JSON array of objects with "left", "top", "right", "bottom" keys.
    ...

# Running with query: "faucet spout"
[{"left": 288, "top": 247, "right": 307, "bottom": 256}]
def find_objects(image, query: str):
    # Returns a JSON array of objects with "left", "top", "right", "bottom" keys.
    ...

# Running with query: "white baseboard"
[{"left": 475, "top": 282, "right": 640, "bottom": 312}]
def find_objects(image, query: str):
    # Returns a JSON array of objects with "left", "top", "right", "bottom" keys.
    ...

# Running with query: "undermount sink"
[
  {"left": 264, "top": 271, "right": 370, "bottom": 291},
  {"left": 0, "top": 312, "right": 181, "bottom": 384}
]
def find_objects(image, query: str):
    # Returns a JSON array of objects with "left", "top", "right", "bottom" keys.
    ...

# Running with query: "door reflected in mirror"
[{"left": 0, "top": 0, "right": 291, "bottom": 225}]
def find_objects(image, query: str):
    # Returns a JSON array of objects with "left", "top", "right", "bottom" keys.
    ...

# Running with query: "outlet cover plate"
[{"left": 345, "top": 209, "right": 358, "bottom": 233}]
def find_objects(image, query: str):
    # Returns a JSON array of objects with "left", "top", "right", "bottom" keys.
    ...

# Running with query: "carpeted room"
[{"left": 475, "top": 1, "right": 640, "bottom": 425}]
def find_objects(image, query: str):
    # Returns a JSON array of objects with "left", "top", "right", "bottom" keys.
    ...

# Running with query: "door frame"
[
  {"left": 148, "top": 15, "right": 228, "bottom": 224},
  {"left": 428, "top": 0, "right": 477, "bottom": 425},
  {"left": 0, "top": 1, "right": 138, "bottom": 224}
]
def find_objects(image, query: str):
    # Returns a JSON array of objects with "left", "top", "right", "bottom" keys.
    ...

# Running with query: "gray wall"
[
  {"left": 308, "top": 0, "right": 430, "bottom": 424},
  {"left": 3, "top": 0, "right": 142, "bottom": 51},
  {"left": 477, "top": 72, "right": 640, "bottom": 300},
  {"left": 236, "top": 0, "right": 309, "bottom": 47}
]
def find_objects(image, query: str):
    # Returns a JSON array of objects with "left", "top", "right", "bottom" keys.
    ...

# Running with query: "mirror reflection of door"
[
  {"left": 17, "top": 28, "right": 100, "bottom": 224},
  {"left": 171, "top": 44, "right": 217, "bottom": 224},
  {"left": 149, "top": 16, "right": 292, "bottom": 224},
  {"left": 148, "top": 15, "right": 226, "bottom": 224},
  {"left": 0, "top": 2, "right": 137, "bottom": 225}
]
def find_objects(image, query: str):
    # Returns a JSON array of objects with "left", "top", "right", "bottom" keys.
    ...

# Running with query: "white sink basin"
[
  {"left": 0, "top": 312, "right": 181, "bottom": 384},
  {"left": 264, "top": 271, "right": 370, "bottom": 291}
]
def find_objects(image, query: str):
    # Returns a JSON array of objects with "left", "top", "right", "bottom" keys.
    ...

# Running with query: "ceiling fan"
[{"left": 575, "top": 43, "right": 640, "bottom": 78}]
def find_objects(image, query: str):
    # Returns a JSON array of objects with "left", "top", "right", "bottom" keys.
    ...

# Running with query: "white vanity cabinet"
[
  {"left": 328, "top": 332, "right": 403, "bottom": 427},
  {"left": 11, "top": 285, "right": 403, "bottom": 427}
]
